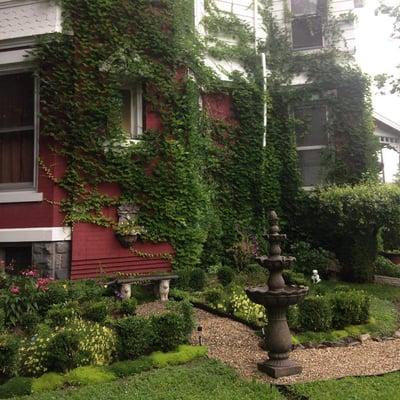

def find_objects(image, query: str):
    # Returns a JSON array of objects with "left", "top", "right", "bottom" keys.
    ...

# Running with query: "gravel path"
[{"left": 191, "top": 308, "right": 400, "bottom": 384}]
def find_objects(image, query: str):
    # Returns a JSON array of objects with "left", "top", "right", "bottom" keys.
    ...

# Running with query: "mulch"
[{"left": 137, "top": 301, "right": 400, "bottom": 384}]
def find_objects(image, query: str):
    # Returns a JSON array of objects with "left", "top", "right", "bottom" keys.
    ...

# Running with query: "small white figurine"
[
  {"left": 120, "top": 283, "right": 132, "bottom": 300},
  {"left": 311, "top": 269, "right": 321, "bottom": 284},
  {"left": 159, "top": 279, "right": 170, "bottom": 302}
]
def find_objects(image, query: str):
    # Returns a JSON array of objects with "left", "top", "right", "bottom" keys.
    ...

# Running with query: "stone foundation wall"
[
  {"left": 32, "top": 241, "right": 71, "bottom": 279},
  {"left": 374, "top": 275, "right": 400, "bottom": 287}
]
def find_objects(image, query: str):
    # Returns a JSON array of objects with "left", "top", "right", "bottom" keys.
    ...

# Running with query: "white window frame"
[
  {"left": 0, "top": 61, "right": 42, "bottom": 203},
  {"left": 121, "top": 85, "right": 143, "bottom": 141},
  {"left": 294, "top": 103, "right": 329, "bottom": 189},
  {"left": 289, "top": 0, "right": 325, "bottom": 51}
]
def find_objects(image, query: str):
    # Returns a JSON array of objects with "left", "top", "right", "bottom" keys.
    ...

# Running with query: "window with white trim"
[
  {"left": 121, "top": 86, "right": 143, "bottom": 139},
  {"left": 0, "top": 72, "right": 37, "bottom": 191},
  {"left": 294, "top": 104, "right": 328, "bottom": 187},
  {"left": 291, "top": 0, "right": 325, "bottom": 50}
]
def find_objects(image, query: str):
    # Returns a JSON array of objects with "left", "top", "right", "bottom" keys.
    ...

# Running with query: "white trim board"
[{"left": 0, "top": 227, "right": 71, "bottom": 242}]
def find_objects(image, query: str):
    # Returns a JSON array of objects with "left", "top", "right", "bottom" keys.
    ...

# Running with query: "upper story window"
[
  {"left": 0, "top": 72, "right": 37, "bottom": 191},
  {"left": 294, "top": 103, "right": 328, "bottom": 187},
  {"left": 291, "top": 0, "right": 325, "bottom": 50},
  {"left": 121, "top": 86, "right": 143, "bottom": 140}
]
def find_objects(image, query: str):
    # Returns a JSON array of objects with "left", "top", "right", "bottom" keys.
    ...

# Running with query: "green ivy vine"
[{"left": 34, "top": 0, "right": 379, "bottom": 272}]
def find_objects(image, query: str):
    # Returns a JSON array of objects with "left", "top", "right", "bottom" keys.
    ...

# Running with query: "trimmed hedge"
[
  {"left": 331, "top": 289, "right": 370, "bottom": 328},
  {"left": 113, "top": 316, "right": 154, "bottom": 360},
  {"left": 297, "top": 290, "right": 370, "bottom": 332},
  {"left": 0, "top": 334, "right": 19, "bottom": 378},
  {"left": 298, "top": 296, "right": 332, "bottom": 332},
  {"left": 0, "top": 345, "right": 208, "bottom": 398}
]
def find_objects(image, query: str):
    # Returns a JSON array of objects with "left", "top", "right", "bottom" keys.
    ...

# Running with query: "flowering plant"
[{"left": 3, "top": 268, "right": 51, "bottom": 327}]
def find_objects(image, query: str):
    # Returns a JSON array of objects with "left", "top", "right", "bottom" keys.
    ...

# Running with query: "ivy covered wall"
[{"left": 35, "top": 0, "right": 378, "bottom": 273}]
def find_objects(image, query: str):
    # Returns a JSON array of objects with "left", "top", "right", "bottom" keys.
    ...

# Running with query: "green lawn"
[
  {"left": 19, "top": 359, "right": 284, "bottom": 400},
  {"left": 287, "top": 371, "right": 400, "bottom": 400}
]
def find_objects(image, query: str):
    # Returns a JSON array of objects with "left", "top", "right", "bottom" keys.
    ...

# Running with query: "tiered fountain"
[{"left": 246, "top": 211, "right": 309, "bottom": 378}]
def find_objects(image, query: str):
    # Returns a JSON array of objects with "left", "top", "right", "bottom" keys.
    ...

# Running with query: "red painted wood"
[{"left": 70, "top": 222, "right": 173, "bottom": 279}]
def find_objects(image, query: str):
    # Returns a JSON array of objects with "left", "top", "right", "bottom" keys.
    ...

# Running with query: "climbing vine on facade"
[{"left": 35, "top": 0, "right": 379, "bottom": 271}]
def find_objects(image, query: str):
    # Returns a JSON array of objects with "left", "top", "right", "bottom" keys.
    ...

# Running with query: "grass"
[
  {"left": 287, "top": 371, "right": 400, "bottom": 400},
  {"left": 19, "top": 359, "right": 284, "bottom": 400}
]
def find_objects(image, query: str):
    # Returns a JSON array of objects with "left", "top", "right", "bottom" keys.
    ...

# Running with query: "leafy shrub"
[
  {"left": 0, "top": 377, "right": 32, "bottom": 398},
  {"left": 119, "top": 298, "right": 138, "bottom": 316},
  {"left": 64, "top": 366, "right": 116, "bottom": 386},
  {"left": 113, "top": 316, "right": 154, "bottom": 360},
  {"left": 166, "top": 300, "right": 195, "bottom": 338},
  {"left": 81, "top": 300, "right": 110, "bottom": 323},
  {"left": 37, "top": 282, "right": 69, "bottom": 314},
  {"left": 46, "top": 330, "right": 90, "bottom": 372},
  {"left": 375, "top": 255, "right": 400, "bottom": 278},
  {"left": 3, "top": 275, "right": 43, "bottom": 327},
  {"left": 287, "top": 305, "right": 300, "bottom": 331},
  {"left": 0, "top": 309, "right": 5, "bottom": 333},
  {"left": 108, "top": 357, "right": 154, "bottom": 377},
  {"left": 228, "top": 289, "right": 266, "bottom": 326},
  {"left": 68, "top": 280, "right": 107, "bottom": 302},
  {"left": 45, "top": 303, "right": 80, "bottom": 327},
  {"left": 302, "top": 184, "right": 400, "bottom": 282},
  {"left": 19, "top": 319, "right": 116, "bottom": 376},
  {"left": 151, "top": 313, "right": 189, "bottom": 352},
  {"left": 331, "top": 290, "right": 370, "bottom": 329},
  {"left": 283, "top": 270, "right": 308, "bottom": 286},
  {"left": 31, "top": 372, "right": 65, "bottom": 393},
  {"left": 204, "top": 288, "right": 223, "bottom": 306},
  {"left": 290, "top": 241, "right": 334, "bottom": 277},
  {"left": 298, "top": 296, "right": 332, "bottom": 332},
  {"left": 0, "top": 334, "right": 19, "bottom": 378},
  {"left": 217, "top": 266, "right": 234, "bottom": 286},
  {"left": 189, "top": 268, "right": 206, "bottom": 291},
  {"left": 150, "top": 345, "right": 207, "bottom": 368}
]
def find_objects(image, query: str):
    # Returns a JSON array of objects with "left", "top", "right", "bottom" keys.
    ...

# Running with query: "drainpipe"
[
  {"left": 261, "top": 52, "right": 268, "bottom": 148},
  {"left": 254, "top": 0, "right": 268, "bottom": 147}
]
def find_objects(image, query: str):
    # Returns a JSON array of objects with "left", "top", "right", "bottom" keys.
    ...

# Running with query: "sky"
[{"left": 354, "top": 0, "right": 400, "bottom": 124}]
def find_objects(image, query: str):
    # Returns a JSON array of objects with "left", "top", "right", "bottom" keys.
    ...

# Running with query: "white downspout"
[
  {"left": 254, "top": 0, "right": 268, "bottom": 147},
  {"left": 261, "top": 52, "right": 268, "bottom": 148}
]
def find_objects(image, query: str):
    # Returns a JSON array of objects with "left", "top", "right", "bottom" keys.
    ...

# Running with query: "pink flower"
[
  {"left": 22, "top": 269, "right": 37, "bottom": 277},
  {"left": 36, "top": 278, "right": 50, "bottom": 291},
  {"left": 10, "top": 286, "right": 20, "bottom": 295}
]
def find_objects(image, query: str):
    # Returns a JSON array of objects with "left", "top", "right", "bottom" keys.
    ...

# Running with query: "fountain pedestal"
[{"left": 246, "top": 211, "right": 308, "bottom": 378}]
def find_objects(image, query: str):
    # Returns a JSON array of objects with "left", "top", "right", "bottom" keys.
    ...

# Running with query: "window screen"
[
  {"left": 292, "top": 15, "right": 323, "bottom": 50},
  {"left": 0, "top": 73, "right": 35, "bottom": 188},
  {"left": 298, "top": 149, "right": 324, "bottom": 186},
  {"left": 294, "top": 105, "right": 327, "bottom": 147}
]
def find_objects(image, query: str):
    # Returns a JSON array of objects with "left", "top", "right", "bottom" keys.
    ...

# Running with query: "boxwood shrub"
[
  {"left": 0, "top": 334, "right": 19, "bottom": 378},
  {"left": 331, "top": 290, "right": 370, "bottom": 328},
  {"left": 298, "top": 296, "right": 332, "bottom": 332},
  {"left": 113, "top": 316, "right": 155, "bottom": 360}
]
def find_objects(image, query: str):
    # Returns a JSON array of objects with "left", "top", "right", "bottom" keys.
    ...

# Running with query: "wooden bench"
[{"left": 108, "top": 273, "right": 178, "bottom": 301}]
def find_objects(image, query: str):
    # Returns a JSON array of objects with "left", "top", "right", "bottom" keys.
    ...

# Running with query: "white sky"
[{"left": 354, "top": 0, "right": 400, "bottom": 124}]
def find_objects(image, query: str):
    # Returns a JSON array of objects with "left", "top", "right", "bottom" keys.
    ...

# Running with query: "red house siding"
[
  {"left": 0, "top": 106, "right": 174, "bottom": 279},
  {"left": 70, "top": 222, "right": 173, "bottom": 279}
]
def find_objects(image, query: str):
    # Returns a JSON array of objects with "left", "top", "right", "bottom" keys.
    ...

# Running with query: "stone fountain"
[{"left": 246, "top": 211, "right": 308, "bottom": 378}]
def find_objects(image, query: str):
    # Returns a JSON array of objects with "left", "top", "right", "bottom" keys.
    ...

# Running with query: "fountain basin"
[
  {"left": 245, "top": 285, "right": 309, "bottom": 307},
  {"left": 256, "top": 256, "right": 295, "bottom": 270}
]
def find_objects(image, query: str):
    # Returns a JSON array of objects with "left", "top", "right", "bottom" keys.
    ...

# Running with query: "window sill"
[{"left": 0, "top": 191, "right": 43, "bottom": 204}]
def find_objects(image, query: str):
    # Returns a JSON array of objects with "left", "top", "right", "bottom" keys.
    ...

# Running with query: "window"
[
  {"left": 294, "top": 104, "right": 328, "bottom": 187},
  {"left": 0, "top": 72, "right": 36, "bottom": 191},
  {"left": 121, "top": 86, "right": 143, "bottom": 139},
  {"left": 0, "top": 244, "right": 32, "bottom": 273},
  {"left": 291, "top": 0, "right": 325, "bottom": 50}
]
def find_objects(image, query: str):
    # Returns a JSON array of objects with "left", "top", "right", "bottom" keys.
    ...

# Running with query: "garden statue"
[
  {"left": 246, "top": 211, "right": 309, "bottom": 378},
  {"left": 119, "top": 283, "right": 132, "bottom": 300},
  {"left": 311, "top": 269, "right": 321, "bottom": 284},
  {"left": 159, "top": 279, "right": 170, "bottom": 302}
]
